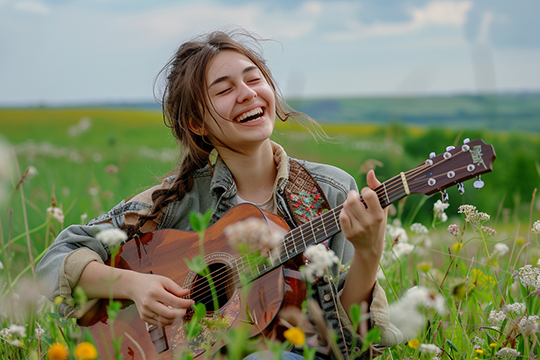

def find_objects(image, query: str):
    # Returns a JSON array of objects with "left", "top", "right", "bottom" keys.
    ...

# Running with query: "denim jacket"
[{"left": 36, "top": 142, "right": 402, "bottom": 359}]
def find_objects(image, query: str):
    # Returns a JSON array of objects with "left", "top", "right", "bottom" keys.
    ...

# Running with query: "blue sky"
[{"left": 1, "top": 0, "right": 539, "bottom": 105}]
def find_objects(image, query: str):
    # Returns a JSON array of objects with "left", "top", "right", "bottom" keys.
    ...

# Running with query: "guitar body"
[{"left": 78, "top": 203, "right": 307, "bottom": 359}]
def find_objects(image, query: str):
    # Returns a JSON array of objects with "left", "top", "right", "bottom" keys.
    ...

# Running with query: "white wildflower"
[
  {"left": 391, "top": 242, "right": 415, "bottom": 258},
  {"left": 472, "top": 336, "right": 485, "bottom": 345},
  {"left": 458, "top": 204, "right": 490, "bottom": 225},
  {"left": 532, "top": 220, "right": 540, "bottom": 235},
  {"left": 35, "top": 323, "right": 45, "bottom": 338},
  {"left": 389, "top": 287, "right": 445, "bottom": 341},
  {"left": 433, "top": 200, "right": 449, "bottom": 222},
  {"left": 6, "top": 324, "right": 26, "bottom": 338},
  {"left": 481, "top": 226, "right": 497, "bottom": 236},
  {"left": 80, "top": 213, "right": 88, "bottom": 224},
  {"left": 225, "top": 218, "right": 283, "bottom": 256},
  {"left": 25, "top": 165, "right": 39, "bottom": 181},
  {"left": 518, "top": 315, "right": 539, "bottom": 335},
  {"left": 493, "top": 243, "right": 509, "bottom": 257},
  {"left": 410, "top": 223, "right": 429, "bottom": 235},
  {"left": 47, "top": 207, "right": 64, "bottom": 223},
  {"left": 488, "top": 310, "right": 506, "bottom": 326},
  {"left": 301, "top": 244, "right": 339, "bottom": 282},
  {"left": 68, "top": 117, "right": 91, "bottom": 136},
  {"left": 419, "top": 343, "right": 442, "bottom": 355},
  {"left": 447, "top": 224, "right": 460, "bottom": 236},
  {"left": 495, "top": 347, "right": 520, "bottom": 359},
  {"left": 386, "top": 223, "right": 408, "bottom": 243},
  {"left": 512, "top": 265, "right": 540, "bottom": 288},
  {"left": 88, "top": 187, "right": 99, "bottom": 196},
  {"left": 96, "top": 228, "right": 128, "bottom": 250},
  {"left": 503, "top": 302, "right": 526, "bottom": 314}
]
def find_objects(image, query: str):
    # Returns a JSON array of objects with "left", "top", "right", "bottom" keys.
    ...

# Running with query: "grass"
[{"left": 0, "top": 107, "right": 539, "bottom": 359}]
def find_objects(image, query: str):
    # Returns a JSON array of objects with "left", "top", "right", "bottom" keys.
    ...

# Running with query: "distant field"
[{"left": 288, "top": 93, "right": 540, "bottom": 133}]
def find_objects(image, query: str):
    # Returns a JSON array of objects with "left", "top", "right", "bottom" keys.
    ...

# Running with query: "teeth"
[{"left": 235, "top": 108, "right": 263, "bottom": 122}]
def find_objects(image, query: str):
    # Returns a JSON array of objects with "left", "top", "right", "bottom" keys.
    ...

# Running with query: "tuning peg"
[
  {"left": 441, "top": 190, "right": 449, "bottom": 202},
  {"left": 446, "top": 146, "right": 455, "bottom": 151},
  {"left": 457, "top": 182, "right": 465, "bottom": 194},
  {"left": 429, "top": 152, "right": 436, "bottom": 159},
  {"left": 463, "top": 138, "right": 470, "bottom": 144},
  {"left": 473, "top": 175, "right": 484, "bottom": 189}
]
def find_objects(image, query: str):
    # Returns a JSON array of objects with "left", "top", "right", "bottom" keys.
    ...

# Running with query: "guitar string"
[{"left": 184, "top": 152, "right": 479, "bottom": 303}]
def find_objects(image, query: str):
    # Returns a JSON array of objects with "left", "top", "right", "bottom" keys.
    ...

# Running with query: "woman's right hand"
[
  {"left": 78, "top": 261, "right": 195, "bottom": 327},
  {"left": 126, "top": 272, "right": 195, "bottom": 327}
]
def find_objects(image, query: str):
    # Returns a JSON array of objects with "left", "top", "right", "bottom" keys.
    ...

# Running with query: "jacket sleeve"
[{"left": 35, "top": 197, "right": 155, "bottom": 318}]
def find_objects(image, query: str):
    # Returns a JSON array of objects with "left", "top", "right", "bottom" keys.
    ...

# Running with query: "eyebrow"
[{"left": 208, "top": 65, "right": 259, "bottom": 89}]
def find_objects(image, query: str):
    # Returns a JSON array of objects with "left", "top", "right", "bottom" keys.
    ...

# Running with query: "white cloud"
[
  {"left": 14, "top": 0, "right": 50, "bottom": 14},
  {"left": 324, "top": 0, "right": 473, "bottom": 42}
]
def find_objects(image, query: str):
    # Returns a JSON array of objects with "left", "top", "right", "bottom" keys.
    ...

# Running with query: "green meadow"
[{"left": 0, "top": 107, "right": 539, "bottom": 359}]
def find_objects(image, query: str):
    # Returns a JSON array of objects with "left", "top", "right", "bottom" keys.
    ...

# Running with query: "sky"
[{"left": 1, "top": 0, "right": 539, "bottom": 106}]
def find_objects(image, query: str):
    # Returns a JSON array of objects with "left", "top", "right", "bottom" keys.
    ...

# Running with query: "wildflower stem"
[
  {"left": 528, "top": 188, "right": 537, "bottom": 247},
  {"left": 2, "top": 218, "right": 51, "bottom": 252},
  {"left": 15, "top": 163, "right": 35, "bottom": 278},
  {"left": 3, "top": 246, "right": 48, "bottom": 296},
  {"left": 379, "top": 263, "right": 399, "bottom": 301}
]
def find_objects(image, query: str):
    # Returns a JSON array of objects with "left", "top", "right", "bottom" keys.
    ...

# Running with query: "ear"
[{"left": 187, "top": 117, "right": 207, "bottom": 136}]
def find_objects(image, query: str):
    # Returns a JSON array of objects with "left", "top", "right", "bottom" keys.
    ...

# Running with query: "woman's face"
[{"left": 201, "top": 50, "right": 276, "bottom": 152}]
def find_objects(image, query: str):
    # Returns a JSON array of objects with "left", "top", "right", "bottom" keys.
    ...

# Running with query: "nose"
[{"left": 237, "top": 82, "right": 256, "bottom": 103}]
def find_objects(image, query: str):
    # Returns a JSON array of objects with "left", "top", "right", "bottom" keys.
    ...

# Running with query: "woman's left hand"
[{"left": 339, "top": 169, "right": 387, "bottom": 258}]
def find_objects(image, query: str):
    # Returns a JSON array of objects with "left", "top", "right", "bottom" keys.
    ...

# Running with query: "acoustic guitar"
[{"left": 78, "top": 139, "right": 496, "bottom": 359}]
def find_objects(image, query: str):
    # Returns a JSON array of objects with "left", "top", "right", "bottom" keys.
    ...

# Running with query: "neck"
[{"left": 217, "top": 140, "right": 277, "bottom": 203}]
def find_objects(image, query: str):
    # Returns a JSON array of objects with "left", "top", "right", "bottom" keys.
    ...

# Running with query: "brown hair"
[{"left": 128, "top": 29, "right": 323, "bottom": 237}]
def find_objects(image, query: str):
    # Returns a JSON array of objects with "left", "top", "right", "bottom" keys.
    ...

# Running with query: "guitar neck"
[{"left": 239, "top": 173, "right": 409, "bottom": 282}]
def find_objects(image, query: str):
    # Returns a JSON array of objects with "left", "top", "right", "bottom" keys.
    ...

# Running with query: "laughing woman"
[{"left": 36, "top": 29, "right": 402, "bottom": 359}]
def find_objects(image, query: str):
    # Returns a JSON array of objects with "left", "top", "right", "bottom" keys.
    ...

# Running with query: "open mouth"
[{"left": 234, "top": 107, "right": 264, "bottom": 123}]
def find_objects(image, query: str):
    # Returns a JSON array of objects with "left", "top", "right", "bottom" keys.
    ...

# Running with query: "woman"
[{"left": 37, "top": 29, "right": 401, "bottom": 359}]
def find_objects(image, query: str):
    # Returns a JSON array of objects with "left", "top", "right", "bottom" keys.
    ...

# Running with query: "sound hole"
[{"left": 190, "top": 263, "right": 233, "bottom": 313}]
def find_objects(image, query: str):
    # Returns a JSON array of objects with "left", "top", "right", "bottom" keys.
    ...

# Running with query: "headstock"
[{"left": 406, "top": 139, "right": 496, "bottom": 196}]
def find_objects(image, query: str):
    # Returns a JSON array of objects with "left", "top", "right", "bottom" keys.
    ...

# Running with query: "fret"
[
  {"left": 292, "top": 227, "right": 300, "bottom": 255},
  {"left": 309, "top": 221, "right": 316, "bottom": 250}
]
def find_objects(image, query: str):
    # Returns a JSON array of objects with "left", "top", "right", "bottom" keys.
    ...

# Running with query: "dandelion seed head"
[
  {"left": 96, "top": 228, "right": 128, "bottom": 250},
  {"left": 410, "top": 223, "right": 429, "bottom": 235},
  {"left": 386, "top": 223, "right": 408, "bottom": 243},
  {"left": 493, "top": 243, "right": 509, "bottom": 257},
  {"left": 301, "top": 244, "right": 339, "bottom": 282},
  {"left": 47, "top": 207, "right": 65, "bottom": 223},
  {"left": 391, "top": 242, "right": 414, "bottom": 258},
  {"left": 224, "top": 218, "right": 282, "bottom": 256},
  {"left": 389, "top": 287, "right": 445, "bottom": 341}
]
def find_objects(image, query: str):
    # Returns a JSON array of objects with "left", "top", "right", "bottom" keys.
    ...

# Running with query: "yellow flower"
[
  {"left": 408, "top": 339, "right": 420, "bottom": 349},
  {"left": 417, "top": 262, "right": 432, "bottom": 273},
  {"left": 74, "top": 342, "right": 98, "bottom": 360},
  {"left": 475, "top": 349, "right": 484, "bottom": 354},
  {"left": 516, "top": 236, "right": 526, "bottom": 246},
  {"left": 48, "top": 343, "right": 68, "bottom": 360},
  {"left": 284, "top": 327, "right": 306, "bottom": 347},
  {"left": 54, "top": 296, "right": 63, "bottom": 305},
  {"left": 451, "top": 242, "right": 463, "bottom": 253},
  {"left": 490, "top": 343, "right": 497, "bottom": 348}
]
